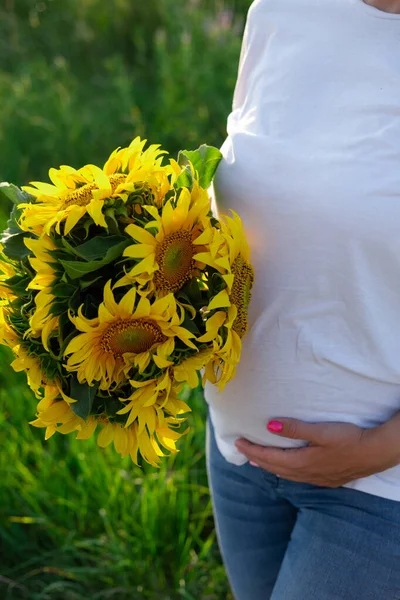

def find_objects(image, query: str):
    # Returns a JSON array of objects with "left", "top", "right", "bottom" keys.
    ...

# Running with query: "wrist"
[{"left": 366, "top": 412, "right": 400, "bottom": 468}]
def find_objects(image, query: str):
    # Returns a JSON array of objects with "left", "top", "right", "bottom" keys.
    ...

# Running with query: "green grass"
[{"left": 0, "top": 345, "right": 232, "bottom": 600}]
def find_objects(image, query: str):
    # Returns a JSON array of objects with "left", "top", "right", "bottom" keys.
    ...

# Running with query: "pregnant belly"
[{"left": 203, "top": 324, "right": 400, "bottom": 452}]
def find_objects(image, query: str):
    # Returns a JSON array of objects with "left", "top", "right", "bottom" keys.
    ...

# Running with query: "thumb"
[{"left": 267, "top": 418, "right": 329, "bottom": 444}]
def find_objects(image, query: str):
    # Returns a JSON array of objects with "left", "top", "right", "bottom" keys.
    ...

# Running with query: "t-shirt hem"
[
  {"left": 342, "top": 477, "right": 400, "bottom": 502},
  {"left": 215, "top": 435, "right": 400, "bottom": 502}
]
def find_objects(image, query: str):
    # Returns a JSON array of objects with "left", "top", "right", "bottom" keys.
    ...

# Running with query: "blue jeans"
[{"left": 206, "top": 414, "right": 400, "bottom": 600}]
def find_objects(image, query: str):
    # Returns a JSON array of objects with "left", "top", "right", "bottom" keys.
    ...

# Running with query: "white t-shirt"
[{"left": 204, "top": 0, "right": 400, "bottom": 502}]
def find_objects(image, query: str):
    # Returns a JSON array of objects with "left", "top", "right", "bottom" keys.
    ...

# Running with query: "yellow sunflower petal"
[
  {"left": 215, "top": 256, "right": 231, "bottom": 271},
  {"left": 138, "top": 429, "right": 160, "bottom": 467},
  {"left": 207, "top": 289, "right": 231, "bottom": 311},
  {"left": 64, "top": 333, "right": 91, "bottom": 356},
  {"left": 153, "top": 354, "right": 174, "bottom": 369},
  {"left": 124, "top": 244, "right": 155, "bottom": 259},
  {"left": 222, "top": 273, "right": 235, "bottom": 291},
  {"left": 125, "top": 223, "right": 156, "bottom": 246},
  {"left": 192, "top": 252, "right": 223, "bottom": 271},
  {"left": 103, "top": 281, "right": 119, "bottom": 314},
  {"left": 192, "top": 227, "right": 214, "bottom": 246},
  {"left": 97, "top": 423, "right": 114, "bottom": 447},
  {"left": 118, "top": 286, "right": 137, "bottom": 315},
  {"left": 25, "top": 181, "right": 59, "bottom": 196},
  {"left": 87, "top": 164, "right": 112, "bottom": 195},
  {"left": 64, "top": 206, "right": 87, "bottom": 235},
  {"left": 132, "top": 294, "right": 151, "bottom": 319},
  {"left": 197, "top": 311, "right": 226, "bottom": 343},
  {"left": 86, "top": 198, "right": 107, "bottom": 228},
  {"left": 126, "top": 254, "right": 157, "bottom": 277}
]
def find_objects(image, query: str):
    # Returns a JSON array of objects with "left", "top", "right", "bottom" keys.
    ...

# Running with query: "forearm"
[{"left": 368, "top": 410, "right": 400, "bottom": 468}]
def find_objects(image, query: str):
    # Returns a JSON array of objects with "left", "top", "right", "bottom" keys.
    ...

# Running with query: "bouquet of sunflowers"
[{"left": 0, "top": 137, "right": 254, "bottom": 466}]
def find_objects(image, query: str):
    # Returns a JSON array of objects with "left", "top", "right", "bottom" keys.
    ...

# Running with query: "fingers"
[
  {"left": 235, "top": 438, "right": 310, "bottom": 470},
  {"left": 267, "top": 417, "right": 332, "bottom": 444}
]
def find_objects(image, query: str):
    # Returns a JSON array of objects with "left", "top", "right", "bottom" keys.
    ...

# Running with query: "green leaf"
[
  {"left": 75, "top": 235, "right": 128, "bottom": 261},
  {"left": 0, "top": 183, "right": 34, "bottom": 206},
  {"left": 69, "top": 375, "right": 98, "bottom": 421},
  {"left": 79, "top": 276, "right": 102, "bottom": 290},
  {"left": 51, "top": 282, "right": 77, "bottom": 298},
  {"left": 1, "top": 231, "right": 34, "bottom": 260},
  {"left": 6, "top": 273, "right": 31, "bottom": 296},
  {"left": 104, "top": 212, "right": 121, "bottom": 236},
  {"left": 0, "top": 193, "right": 36, "bottom": 260},
  {"left": 59, "top": 239, "right": 130, "bottom": 279},
  {"left": 4, "top": 204, "right": 23, "bottom": 236},
  {"left": 67, "top": 288, "right": 81, "bottom": 314},
  {"left": 60, "top": 234, "right": 127, "bottom": 261},
  {"left": 180, "top": 277, "right": 203, "bottom": 305},
  {"left": 180, "top": 313, "right": 201, "bottom": 335},
  {"left": 177, "top": 145, "right": 223, "bottom": 189},
  {"left": 49, "top": 298, "right": 71, "bottom": 317},
  {"left": 175, "top": 164, "right": 194, "bottom": 191},
  {"left": 59, "top": 237, "right": 79, "bottom": 257}
]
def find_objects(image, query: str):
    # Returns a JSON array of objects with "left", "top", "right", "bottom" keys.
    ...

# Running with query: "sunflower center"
[
  {"left": 97, "top": 415, "right": 110, "bottom": 424},
  {"left": 154, "top": 231, "right": 194, "bottom": 293},
  {"left": 62, "top": 173, "right": 127, "bottom": 209},
  {"left": 230, "top": 254, "right": 255, "bottom": 338},
  {"left": 109, "top": 173, "right": 127, "bottom": 191},
  {"left": 100, "top": 318, "right": 166, "bottom": 357},
  {"left": 63, "top": 183, "right": 97, "bottom": 208}
]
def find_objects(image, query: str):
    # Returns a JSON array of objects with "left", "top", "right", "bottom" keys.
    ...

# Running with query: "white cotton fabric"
[{"left": 204, "top": 0, "right": 400, "bottom": 501}]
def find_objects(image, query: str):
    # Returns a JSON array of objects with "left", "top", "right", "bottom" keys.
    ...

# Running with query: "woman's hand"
[{"left": 234, "top": 417, "right": 400, "bottom": 487}]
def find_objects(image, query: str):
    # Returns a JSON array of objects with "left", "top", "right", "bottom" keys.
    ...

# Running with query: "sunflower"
[
  {"left": 94, "top": 415, "right": 187, "bottom": 467},
  {"left": 103, "top": 136, "right": 168, "bottom": 179},
  {"left": 218, "top": 210, "right": 255, "bottom": 339},
  {"left": 20, "top": 164, "right": 122, "bottom": 236},
  {"left": 29, "top": 382, "right": 76, "bottom": 439},
  {"left": 0, "top": 303, "right": 18, "bottom": 349},
  {"left": 196, "top": 210, "right": 254, "bottom": 335},
  {"left": 102, "top": 137, "right": 172, "bottom": 216},
  {"left": 182, "top": 210, "right": 253, "bottom": 391},
  {"left": 73, "top": 408, "right": 187, "bottom": 467},
  {"left": 165, "top": 158, "right": 184, "bottom": 189},
  {"left": 0, "top": 301, "right": 46, "bottom": 395},
  {"left": 19, "top": 137, "right": 172, "bottom": 237},
  {"left": 64, "top": 281, "right": 197, "bottom": 390},
  {"left": 0, "top": 247, "right": 17, "bottom": 301},
  {"left": 116, "top": 369, "right": 191, "bottom": 428},
  {"left": 30, "top": 380, "right": 187, "bottom": 466},
  {"left": 23, "top": 236, "right": 59, "bottom": 350},
  {"left": 202, "top": 304, "right": 242, "bottom": 391},
  {"left": 193, "top": 306, "right": 241, "bottom": 390},
  {"left": 118, "top": 183, "right": 217, "bottom": 294},
  {"left": 25, "top": 235, "right": 57, "bottom": 292},
  {"left": 11, "top": 344, "right": 46, "bottom": 396},
  {"left": 172, "top": 347, "right": 214, "bottom": 390}
]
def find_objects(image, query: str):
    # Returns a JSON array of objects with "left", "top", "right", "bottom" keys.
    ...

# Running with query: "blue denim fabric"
[{"left": 206, "top": 414, "right": 400, "bottom": 600}]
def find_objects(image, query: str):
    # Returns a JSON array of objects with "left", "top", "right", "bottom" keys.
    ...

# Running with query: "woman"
[{"left": 204, "top": 1, "right": 400, "bottom": 598}]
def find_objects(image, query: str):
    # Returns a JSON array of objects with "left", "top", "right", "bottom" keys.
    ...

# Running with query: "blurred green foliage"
[
  {"left": 0, "top": 0, "right": 251, "bottom": 187},
  {"left": 0, "top": 0, "right": 252, "bottom": 597}
]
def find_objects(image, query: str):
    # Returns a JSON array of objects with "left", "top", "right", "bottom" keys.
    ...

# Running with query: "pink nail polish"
[
  {"left": 250, "top": 461, "right": 259, "bottom": 467},
  {"left": 268, "top": 420, "right": 283, "bottom": 433}
]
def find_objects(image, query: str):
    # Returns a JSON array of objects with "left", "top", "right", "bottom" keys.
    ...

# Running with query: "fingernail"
[
  {"left": 268, "top": 421, "right": 283, "bottom": 433},
  {"left": 250, "top": 461, "right": 259, "bottom": 467}
]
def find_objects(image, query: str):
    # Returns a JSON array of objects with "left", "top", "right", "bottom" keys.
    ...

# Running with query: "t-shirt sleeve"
[{"left": 232, "top": 9, "right": 251, "bottom": 112}]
